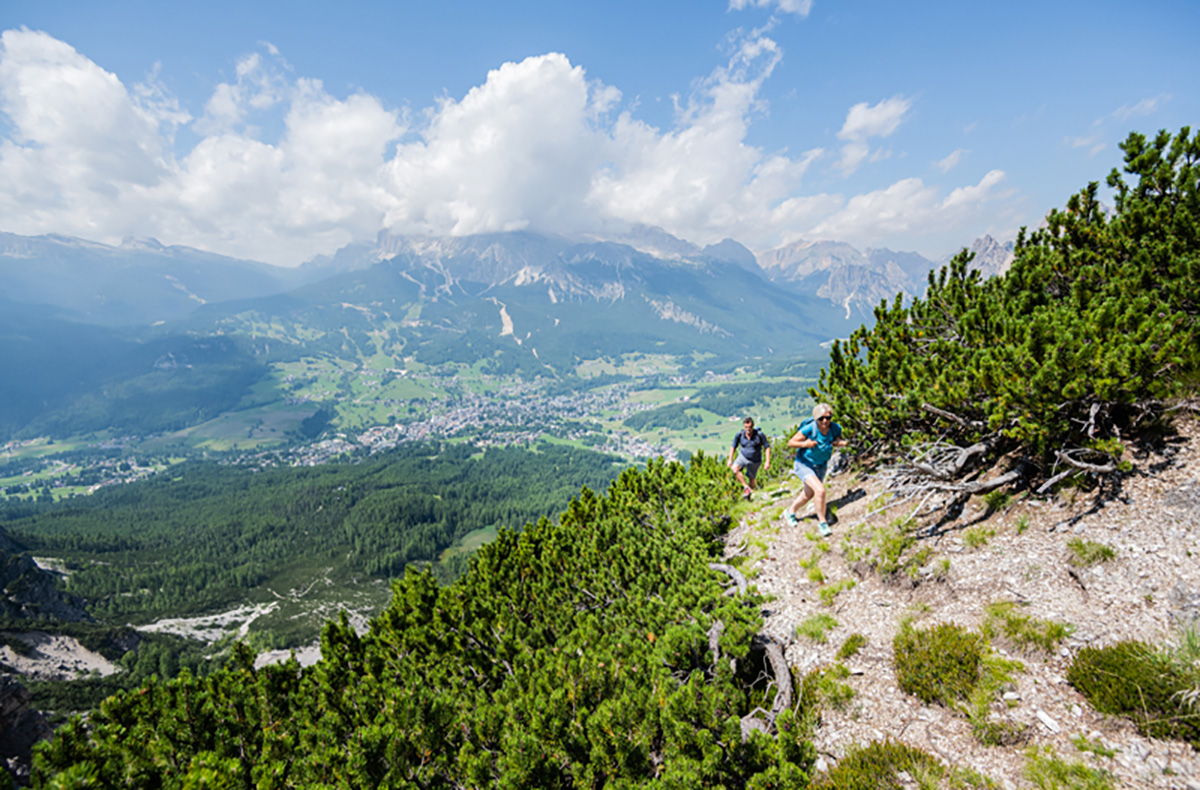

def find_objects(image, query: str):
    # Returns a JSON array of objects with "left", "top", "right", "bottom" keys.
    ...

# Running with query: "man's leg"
[{"left": 732, "top": 466, "right": 749, "bottom": 489}]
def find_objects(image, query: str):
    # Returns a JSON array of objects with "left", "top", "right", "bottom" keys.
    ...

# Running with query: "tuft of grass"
[
  {"left": 982, "top": 489, "right": 1013, "bottom": 512},
  {"left": 981, "top": 601, "right": 1074, "bottom": 654},
  {"left": 807, "top": 566, "right": 826, "bottom": 584},
  {"left": 818, "top": 578, "right": 856, "bottom": 607},
  {"left": 1066, "top": 538, "right": 1115, "bottom": 567},
  {"left": 966, "top": 652, "right": 1027, "bottom": 746},
  {"left": 1016, "top": 515, "right": 1031, "bottom": 534},
  {"left": 836, "top": 633, "right": 867, "bottom": 661},
  {"left": 813, "top": 662, "right": 855, "bottom": 711},
  {"left": 1070, "top": 734, "right": 1116, "bottom": 759},
  {"left": 796, "top": 613, "right": 839, "bottom": 644},
  {"left": 1024, "top": 746, "right": 1115, "bottom": 790},
  {"left": 962, "top": 526, "right": 996, "bottom": 549}
]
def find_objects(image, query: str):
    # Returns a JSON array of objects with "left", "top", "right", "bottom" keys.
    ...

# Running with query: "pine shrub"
[
  {"left": 815, "top": 127, "right": 1200, "bottom": 477},
  {"left": 1067, "top": 641, "right": 1200, "bottom": 748},
  {"left": 893, "top": 622, "right": 985, "bottom": 707}
]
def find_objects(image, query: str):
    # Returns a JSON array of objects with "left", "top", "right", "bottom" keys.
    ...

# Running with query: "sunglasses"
[{"left": 817, "top": 415, "right": 832, "bottom": 422}]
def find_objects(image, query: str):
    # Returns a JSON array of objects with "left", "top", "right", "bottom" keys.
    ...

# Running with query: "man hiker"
[
  {"left": 727, "top": 417, "right": 771, "bottom": 500},
  {"left": 783, "top": 403, "right": 847, "bottom": 537}
]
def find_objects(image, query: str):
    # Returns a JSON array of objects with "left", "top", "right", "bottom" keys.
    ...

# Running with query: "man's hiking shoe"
[
  {"left": 817, "top": 521, "right": 832, "bottom": 537},
  {"left": 784, "top": 510, "right": 799, "bottom": 527},
  {"left": 743, "top": 486, "right": 753, "bottom": 500}
]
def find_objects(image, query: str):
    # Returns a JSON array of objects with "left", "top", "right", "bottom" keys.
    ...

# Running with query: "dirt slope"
[{"left": 729, "top": 414, "right": 1200, "bottom": 789}]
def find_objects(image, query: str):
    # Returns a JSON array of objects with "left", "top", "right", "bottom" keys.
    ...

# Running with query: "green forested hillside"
[
  {"left": 4, "top": 443, "right": 621, "bottom": 625},
  {"left": 32, "top": 456, "right": 814, "bottom": 788},
  {"left": 819, "top": 128, "right": 1200, "bottom": 483}
]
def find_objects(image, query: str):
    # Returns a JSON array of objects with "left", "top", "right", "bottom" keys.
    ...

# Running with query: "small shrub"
[
  {"left": 894, "top": 622, "right": 985, "bottom": 707},
  {"left": 836, "top": 633, "right": 867, "bottom": 661},
  {"left": 796, "top": 613, "right": 838, "bottom": 643},
  {"left": 1024, "top": 745, "right": 1115, "bottom": 790},
  {"left": 812, "top": 739, "right": 994, "bottom": 789},
  {"left": 1066, "top": 539, "right": 1115, "bottom": 567},
  {"left": 1067, "top": 641, "right": 1200, "bottom": 748},
  {"left": 807, "top": 566, "right": 826, "bottom": 583},
  {"left": 981, "top": 601, "right": 1074, "bottom": 654}
]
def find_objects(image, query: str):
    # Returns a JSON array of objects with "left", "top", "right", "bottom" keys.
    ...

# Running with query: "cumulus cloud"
[
  {"left": 807, "top": 169, "right": 1009, "bottom": 250},
  {"left": 834, "top": 95, "right": 910, "bottom": 175},
  {"left": 728, "top": 0, "right": 814, "bottom": 17},
  {"left": 0, "top": 27, "right": 1014, "bottom": 265}
]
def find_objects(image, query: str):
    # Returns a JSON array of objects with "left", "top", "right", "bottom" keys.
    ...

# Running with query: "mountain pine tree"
[{"left": 818, "top": 127, "right": 1200, "bottom": 481}]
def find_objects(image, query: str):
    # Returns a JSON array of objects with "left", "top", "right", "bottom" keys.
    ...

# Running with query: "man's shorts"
[
  {"left": 791, "top": 459, "right": 827, "bottom": 483},
  {"left": 733, "top": 456, "right": 761, "bottom": 479}
]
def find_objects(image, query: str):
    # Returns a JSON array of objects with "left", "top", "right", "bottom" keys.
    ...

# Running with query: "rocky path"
[{"left": 727, "top": 415, "right": 1200, "bottom": 789}]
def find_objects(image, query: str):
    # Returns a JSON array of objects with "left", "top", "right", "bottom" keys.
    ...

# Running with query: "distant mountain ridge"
[
  {"left": 0, "top": 225, "right": 1014, "bottom": 441},
  {"left": 0, "top": 232, "right": 315, "bottom": 326}
]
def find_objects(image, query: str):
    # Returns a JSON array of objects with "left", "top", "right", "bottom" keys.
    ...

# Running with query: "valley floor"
[{"left": 729, "top": 415, "right": 1200, "bottom": 789}]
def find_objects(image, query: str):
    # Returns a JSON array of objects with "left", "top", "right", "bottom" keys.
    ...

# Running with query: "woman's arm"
[{"left": 787, "top": 430, "right": 816, "bottom": 449}]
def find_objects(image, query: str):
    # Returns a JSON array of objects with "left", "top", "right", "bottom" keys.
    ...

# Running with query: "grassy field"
[
  {"left": 165, "top": 402, "right": 321, "bottom": 451},
  {"left": 439, "top": 525, "right": 500, "bottom": 565}
]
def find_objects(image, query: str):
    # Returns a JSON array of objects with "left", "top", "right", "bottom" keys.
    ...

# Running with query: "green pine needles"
[
  {"left": 816, "top": 127, "right": 1200, "bottom": 477},
  {"left": 32, "top": 457, "right": 818, "bottom": 788}
]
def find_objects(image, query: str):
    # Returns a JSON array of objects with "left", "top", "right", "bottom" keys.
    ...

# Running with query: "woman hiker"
[{"left": 782, "top": 403, "right": 847, "bottom": 537}]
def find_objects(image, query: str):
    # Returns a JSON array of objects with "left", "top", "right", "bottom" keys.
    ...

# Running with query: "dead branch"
[
  {"left": 1056, "top": 449, "right": 1118, "bottom": 474},
  {"left": 707, "top": 620, "right": 724, "bottom": 665},
  {"left": 708, "top": 563, "right": 748, "bottom": 596},
  {"left": 920, "top": 403, "right": 986, "bottom": 430}
]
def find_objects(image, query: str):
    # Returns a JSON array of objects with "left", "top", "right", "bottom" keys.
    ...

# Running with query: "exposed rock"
[
  {"left": 0, "top": 551, "right": 92, "bottom": 623},
  {"left": 0, "top": 675, "right": 52, "bottom": 786}
]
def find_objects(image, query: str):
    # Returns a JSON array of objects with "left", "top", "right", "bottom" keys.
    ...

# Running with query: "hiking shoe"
[
  {"left": 817, "top": 521, "right": 832, "bottom": 537},
  {"left": 743, "top": 486, "right": 753, "bottom": 500},
  {"left": 784, "top": 510, "right": 799, "bottom": 527}
]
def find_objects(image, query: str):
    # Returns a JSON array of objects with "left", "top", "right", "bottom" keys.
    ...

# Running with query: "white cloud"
[
  {"left": 834, "top": 95, "right": 910, "bottom": 175},
  {"left": 728, "top": 0, "right": 813, "bottom": 17},
  {"left": 0, "top": 27, "right": 1015, "bottom": 266},
  {"left": 1112, "top": 94, "right": 1170, "bottom": 122},
  {"left": 807, "top": 169, "right": 1009, "bottom": 250},
  {"left": 935, "top": 148, "right": 967, "bottom": 173},
  {"left": 1065, "top": 135, "right": 1106, "bottom": 157},
  {"left": 838, "top": 95, "right": 910, "bottom": 141}
]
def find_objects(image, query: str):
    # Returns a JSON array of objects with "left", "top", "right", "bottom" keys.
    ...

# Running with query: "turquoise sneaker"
[
  {"left": 818, "top": 521, "right": 832, "bottom": 537},
  {"left": 784, "top": 510, "right": 799, "bottom": 527}
]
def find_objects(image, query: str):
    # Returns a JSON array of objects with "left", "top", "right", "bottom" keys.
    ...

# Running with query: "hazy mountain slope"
[
  {"left": 0, "top": 233, "right": 312, "bottom": 326},
  {"left": 0, "top": 300, "right": 268, "bottom": 440}
]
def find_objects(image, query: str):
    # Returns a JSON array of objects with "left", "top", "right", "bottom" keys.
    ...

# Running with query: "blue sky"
[{"left": 1, "top": 0, "right": 1196, "bottom": 266}]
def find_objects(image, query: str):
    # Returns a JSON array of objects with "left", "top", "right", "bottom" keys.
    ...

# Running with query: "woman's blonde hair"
[{"left": 812, "top": 403, "right": 832, "bottom": 419}]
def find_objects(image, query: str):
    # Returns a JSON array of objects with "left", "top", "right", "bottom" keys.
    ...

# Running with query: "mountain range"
[{"left": 0, "top": 226, "right": 1011, "bottom": 441}]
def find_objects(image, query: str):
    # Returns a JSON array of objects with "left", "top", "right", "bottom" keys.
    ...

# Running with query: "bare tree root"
[
  {"left": 739, "top": 635, "right": 792, "bottom": 741},
  {"left": 707, "top": 563, "right": 795, "bottom": 741}
]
